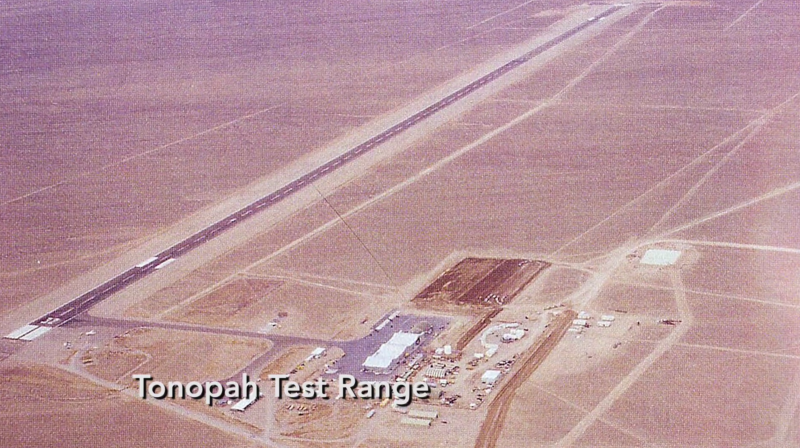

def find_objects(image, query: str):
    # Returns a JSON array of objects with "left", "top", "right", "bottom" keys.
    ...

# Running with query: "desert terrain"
[{"left": 2, "top": 0, "right": 799, "bottom": 447}]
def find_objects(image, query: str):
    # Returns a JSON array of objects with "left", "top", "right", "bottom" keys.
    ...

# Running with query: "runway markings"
[{"left": 24, "top": 4, "right": 626, "bottom": 334}]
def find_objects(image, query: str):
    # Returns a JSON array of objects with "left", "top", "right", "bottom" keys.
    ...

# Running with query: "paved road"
[
  {"left": 28, "top": 5, "right": 623, "bottom": 331},
  {"left": 71, "top": 311, "right": 448, "bottom": 382},
  {"left": 71, "top": 314, "right": 329, "bottom": 346}
]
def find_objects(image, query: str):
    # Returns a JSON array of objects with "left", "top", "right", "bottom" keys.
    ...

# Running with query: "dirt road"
[{"left": 474, "top": 309, "right": 576, "bottom": 448}]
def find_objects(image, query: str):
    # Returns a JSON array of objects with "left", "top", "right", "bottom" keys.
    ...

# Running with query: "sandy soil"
[
  {"left": 669, "top": 185, "right": 800, "bottom": 250},
  {"left": 606, "top": 346, "right": 799, "bottom": 447},
  {"left": 96, "top": 328, "right": 272, "bottom": 385},
  {"left": 277, "top": 401, "right": 363, "bottom": 440},
  {"left": 521, "top": 266, "right": 591, "bottom": 307},
  {"left": 2, "top": 0, "right": 800, "bottom": 447},
  {"left": 683, "top": 290, "right": 800, "bottom": 355},
  {"left": 165, "top": 278, "right": 284, "bottom": 326},
  {"left": 259, "top": 346, "right": 316, "bottom": 380},
  {"left": 1, "top": 0, "right": 579, "bottom": 313},
  {"left": 679, "top": 246, "right": 800, "bottom": 307},
  {"left": 0, "top": 363, "right": 259, "bottom": 448},
  {"left": 164, "top": 279, "right": 390, "bottom": 340}
]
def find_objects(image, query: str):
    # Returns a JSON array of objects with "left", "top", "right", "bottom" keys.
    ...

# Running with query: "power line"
[{"left": 311, "top": 184, "right": 407, "bottom": 302}]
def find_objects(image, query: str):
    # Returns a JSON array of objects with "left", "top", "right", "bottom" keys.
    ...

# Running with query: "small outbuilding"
[
  {"left": 481, "top": 369, "right": 501, "bottom": 385},
  {"left": 408, "top": 409, "right": 439, "bottom": 420},
  {"left": 425, "top": 367, "right": 448, "bottom": 379},
  {"left": 306, "top": 347, "right": 326, "bottom": 361},
  {"left": 401, "top": 417, "right": 431, "bottom": 427},
  {"left": 502, "top": 328, "right": 525, "bottom": 342},
  {"left": 231, "top": 394, "right": 258, "bottom": 412}
]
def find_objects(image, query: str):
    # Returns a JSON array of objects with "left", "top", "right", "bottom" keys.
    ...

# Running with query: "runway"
[{"left": 23, "top": 5, "right": 624, "bottom": 333}]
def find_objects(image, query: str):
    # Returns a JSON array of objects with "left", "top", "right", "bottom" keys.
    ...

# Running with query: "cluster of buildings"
[{"left": 568, "top": 311, "right": 616, "bottom": 334}]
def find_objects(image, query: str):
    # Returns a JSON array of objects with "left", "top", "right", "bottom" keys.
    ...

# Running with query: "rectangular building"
[
  {"left": 481, "top": 369, "right": 501, "bottom": 385},
  {"left": 408, "top": 409, "right": 439, "bottom": 420},
  {"left": 363, "top": 332, "right": 423, "bottom": 371},
  {"left": 401, "top": 417, "right": 431, "bottom": 427}
]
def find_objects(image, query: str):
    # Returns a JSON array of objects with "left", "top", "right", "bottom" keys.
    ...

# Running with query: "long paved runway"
[{"left": 24, "top": 5, "right": 624, "bottom": 333}]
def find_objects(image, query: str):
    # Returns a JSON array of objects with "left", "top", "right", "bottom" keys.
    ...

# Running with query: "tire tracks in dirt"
[{"left": 474, "top": 310, "right": 576, "bottom": 448}]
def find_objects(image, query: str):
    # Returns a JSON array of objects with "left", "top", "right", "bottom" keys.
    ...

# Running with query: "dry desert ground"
[{"left": 1, "top": 1, "right": 799, "bottom": 447}]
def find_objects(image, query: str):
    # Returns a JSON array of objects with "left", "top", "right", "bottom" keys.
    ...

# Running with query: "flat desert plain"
[{"left": 2, "top": 0, "right": 799, "bottom": 447}]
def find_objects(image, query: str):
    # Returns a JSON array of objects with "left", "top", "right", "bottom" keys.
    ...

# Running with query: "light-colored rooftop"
[
  {"left": 481, "top": 369, "right": 502, "bottom": 383},
  {"left": 230, "top": 395, "right": 257, "bottom": 411},
  {"left": 408, "top": 409, "right": 439, "bottom": 420},
  {"left": 640, "top": 249, "right": 682, "bottom": 266},
  {"left": 386, "top": 332, "right": 422, "bottom": 346},
  {"left": 363, "top": 332, "right": 423, "bottom": 370},
  {"left": 401, "top": 417, "right": 431, "bottom": 426}
]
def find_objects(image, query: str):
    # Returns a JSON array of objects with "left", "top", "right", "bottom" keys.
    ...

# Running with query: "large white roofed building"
[
  {"left": 386, "top": 331, "right": 422, "bottom": 347},
  {"left": 362, "top": 331, "right": 422, "bottom": 371}
]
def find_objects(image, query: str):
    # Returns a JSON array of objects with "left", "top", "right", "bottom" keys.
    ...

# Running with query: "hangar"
[{"left": 362, "top": 332, "right": 423, "bottom": 371}]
